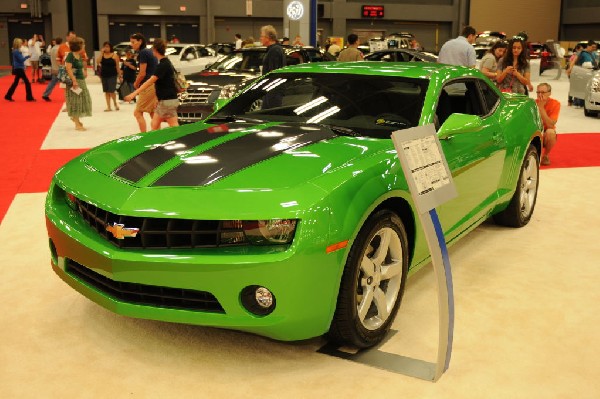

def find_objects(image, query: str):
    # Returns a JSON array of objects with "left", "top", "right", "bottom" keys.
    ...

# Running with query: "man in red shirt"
[{"left": 535, "top": 82, "right": 560, "bottom": 166}]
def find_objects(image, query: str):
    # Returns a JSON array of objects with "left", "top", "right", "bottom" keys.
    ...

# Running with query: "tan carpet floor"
[{"left": 1, "top": 65, "right": 599, "bottom": 398}]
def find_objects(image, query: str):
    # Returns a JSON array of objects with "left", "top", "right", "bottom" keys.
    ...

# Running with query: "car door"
[
  {"left": 569, "top": 65, "right": 594, "bottom": 99},
  {"left": 434, "top": 78, "right": 507, "bottom": 240}
]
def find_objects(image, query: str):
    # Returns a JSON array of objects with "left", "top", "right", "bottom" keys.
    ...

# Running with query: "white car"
[
  {"left": 569, "top": 64, "right": 600, "bottom": 117},
  {"left": 166, "top": 43, "right": 219, "bottom": 75}
]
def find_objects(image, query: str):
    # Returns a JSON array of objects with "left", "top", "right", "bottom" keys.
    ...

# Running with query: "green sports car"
[{"left": 46, "top": 62, "right": 543, "bottom": 348}]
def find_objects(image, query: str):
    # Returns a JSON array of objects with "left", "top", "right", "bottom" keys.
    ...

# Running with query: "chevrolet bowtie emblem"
[{"left": 106, "top": 222, "right": 140, "bottom": 239}]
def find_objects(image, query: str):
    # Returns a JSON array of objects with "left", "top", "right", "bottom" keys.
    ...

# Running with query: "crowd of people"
[
  {"left": 4, "top": 25, "right": 595, "bottom": 165},
  {"left": 4, "top": 30, "right": 180, "bottom": 133}
]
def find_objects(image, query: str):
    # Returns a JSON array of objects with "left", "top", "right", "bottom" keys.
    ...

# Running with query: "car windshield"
[
  {"left": 211, "top": 73, "right": 427, "bottom": 138},
  {"left": 208, "top": 52, "right": 264, "bottom": 72},
  {"left": 166, "top": 46, "right": 184, "bottom": 56}
]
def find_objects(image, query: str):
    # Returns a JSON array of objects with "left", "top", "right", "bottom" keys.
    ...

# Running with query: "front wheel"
[
  {"left": 328, "top": 210, "right": 409, "bottom": 348},
  {"left": 493, "top": 144, "right": 539, "bottom": 227}
]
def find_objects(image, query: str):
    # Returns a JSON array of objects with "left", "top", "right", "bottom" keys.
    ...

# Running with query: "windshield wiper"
[{"left": 206, "top": 115, "right": 265, "bottom": 124}]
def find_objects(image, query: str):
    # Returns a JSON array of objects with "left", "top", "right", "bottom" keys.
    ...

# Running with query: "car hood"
[
  {"left": 186, "top": 71, "right": 258, "bottom": 87},
  {"left": 57, "top": 121, "right": 391, "bottom": 219},
  {"left": 81, "top": 121, "right": 390, "bottom": 190}
]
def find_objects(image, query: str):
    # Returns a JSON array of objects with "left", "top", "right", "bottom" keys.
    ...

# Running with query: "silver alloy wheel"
[
  {"left": 357, "top": 226, "right": 404, "bottom": 331},
  {"left": 519, "top": 151, "right": 539, "bottom": 219}
]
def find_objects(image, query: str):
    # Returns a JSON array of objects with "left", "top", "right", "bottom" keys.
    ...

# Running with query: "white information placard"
[{"left": 391, "top": 124, "right": 457, "bottom": 214}]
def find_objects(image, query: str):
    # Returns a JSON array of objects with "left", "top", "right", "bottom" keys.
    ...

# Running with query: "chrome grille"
[
  {"left": 179, "top": 87, "right": 215, "bottom": 104},
  {"left": 74, "top": 198, "right": 248, "bottom": 249},
  {"left": 178, "top": 112, "right": 205, "bottom": 122},
  {"left": 66, "top": 259, "right": 225, "bottom": 313}
]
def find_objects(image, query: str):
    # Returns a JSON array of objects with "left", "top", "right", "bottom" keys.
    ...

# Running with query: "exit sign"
[{"left": 362, "top": 5, "right": 384, "bottom": 18}]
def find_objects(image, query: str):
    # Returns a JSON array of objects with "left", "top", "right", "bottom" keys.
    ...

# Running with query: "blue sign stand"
[{"left": 318, "top": 125, "right": 456, "bottom": 381}]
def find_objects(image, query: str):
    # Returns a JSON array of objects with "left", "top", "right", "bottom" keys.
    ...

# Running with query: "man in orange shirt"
[{"left": 536, "top": 82, "right": 560, "bottom": 166}]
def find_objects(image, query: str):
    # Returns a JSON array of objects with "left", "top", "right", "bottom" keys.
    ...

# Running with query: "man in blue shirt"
[
  {"left": 576, "top": 40, "right": 598, "bottom": 68},
  {"left": 130, "top": 33, "right": 158, "bottom": 132},
  {"left": 438, "top": 26, "right": 477, "bottom": 68}
]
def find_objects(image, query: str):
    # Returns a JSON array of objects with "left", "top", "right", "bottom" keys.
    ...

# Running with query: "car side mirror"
[{"left": 438, "top": 113, "right": 483, "bottom": 140}]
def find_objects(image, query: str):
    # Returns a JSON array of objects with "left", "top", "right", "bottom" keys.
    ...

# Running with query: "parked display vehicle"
[
  {"left": 569, "top": 64, "right": 600, "bottom": 116},
  {"left": 46, "top": 63, "right": 543, "bottom": 348},
  {"left": 166, "top": 43, "right": 219, "bottom": 75},
  {"left": 364, "top": 48, "right": 438, "bottom": 62},
  {"left": 177, "top": 46, "right": 323, "bottom": 123}
]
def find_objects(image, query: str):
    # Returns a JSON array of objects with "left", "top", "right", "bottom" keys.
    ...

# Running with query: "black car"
[
  {"left": 177, "top": 46, "right": 324, "bottom": 124},
  {"left": 363, "top": 48, "right": 438, "bottom": 63}
]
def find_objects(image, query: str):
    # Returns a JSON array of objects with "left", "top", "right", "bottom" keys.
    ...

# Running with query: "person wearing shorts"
[
  {"left": 129, "top": 33, "right": 158, "bottom": 132},
  {"left": 125, "top": 38, "right": 179, "bottom": 130}
]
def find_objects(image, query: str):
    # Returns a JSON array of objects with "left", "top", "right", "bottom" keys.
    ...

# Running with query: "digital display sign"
[{"left": 362, "top": 5, "right": 384, "bottom": 18}]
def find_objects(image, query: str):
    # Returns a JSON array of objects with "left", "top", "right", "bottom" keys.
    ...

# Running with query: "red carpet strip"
[
  {"left": 540, "top": 133, "right": 600, "bottom": 169},
  {"left": 0, "top": 74, "right": 85, "bottom": 223}
]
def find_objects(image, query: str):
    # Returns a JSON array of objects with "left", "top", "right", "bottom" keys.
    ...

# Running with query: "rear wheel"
[
  {"left": 328, "top": 210, "right": 409, "bottom": 348},
  {"left": 493, "top": 144, "right": 539, "bottom": 227}
]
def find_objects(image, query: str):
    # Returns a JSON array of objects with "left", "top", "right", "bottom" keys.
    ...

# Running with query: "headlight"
[
  {"left": 242, "top": 219, "right": 298, "bottom": 245},
  {"left": 218, "top": 84, "right": 238, "bottom": 99}
]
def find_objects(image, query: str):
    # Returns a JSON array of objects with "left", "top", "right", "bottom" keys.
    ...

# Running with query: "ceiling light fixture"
[{"left": 138, "top": 5, "right": 161, "bottom": 10}]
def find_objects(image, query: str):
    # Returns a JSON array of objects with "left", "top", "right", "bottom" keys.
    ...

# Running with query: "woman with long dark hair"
[
  {"left": 479, "top": 40, "right": 507, "bottom": 82},
  {"left": 496, "top": 38, "right": 533, "bottom": 94},
  {"left": 4, "top": 38, "right": 35, "bottom": 102}
]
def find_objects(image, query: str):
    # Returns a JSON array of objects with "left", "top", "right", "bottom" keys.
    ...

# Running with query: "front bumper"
[
  {"left": 585, "top": 90, "right": 600, "bottom": 111},
  {"left": 45, "top": 191, "right": 345, "bottom": 341}
]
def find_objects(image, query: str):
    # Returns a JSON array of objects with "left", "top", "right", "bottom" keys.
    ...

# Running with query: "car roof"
[{"left": 270, "top": 61, "right": 476, "bottom": 80}]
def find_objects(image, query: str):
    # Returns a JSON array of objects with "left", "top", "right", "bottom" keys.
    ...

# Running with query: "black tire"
[
  {"left": 493, "top": 144, "right": 539, "bottom": 227},
  {"left": 328, "top": 210, "right": 409, "bottom": 348},
  {"left": 584, "top": 105, "right": 598, "bottom": 117}
]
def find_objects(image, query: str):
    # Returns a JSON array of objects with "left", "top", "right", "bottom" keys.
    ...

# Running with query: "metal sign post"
[{"left": 318, "top": 124, "right": 457, "bottom": 381}]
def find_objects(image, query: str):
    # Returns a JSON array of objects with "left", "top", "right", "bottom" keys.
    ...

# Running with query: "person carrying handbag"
[{"left": 125, "top": 38, "right": 179, "bottom": 130}]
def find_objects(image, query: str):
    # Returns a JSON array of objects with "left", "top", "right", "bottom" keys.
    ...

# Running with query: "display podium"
[{"left": 319, "top": 124, "right": 457, "bottom": 382}]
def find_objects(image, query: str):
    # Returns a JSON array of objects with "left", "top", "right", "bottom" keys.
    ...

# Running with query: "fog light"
[
  {"left": 255, "top": 287, "right": 273, "bottom": 308},
  {"left": 240, "top": 285, "right": 276, "bottom": 316}
]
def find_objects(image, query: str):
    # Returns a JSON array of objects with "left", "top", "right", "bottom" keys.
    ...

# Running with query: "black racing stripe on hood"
[
  {"left": 113, "top": 123, "right": 247, "bottom": 182},
  {"left": 151, "top": 125, "right": 338, "bottom": 187}
]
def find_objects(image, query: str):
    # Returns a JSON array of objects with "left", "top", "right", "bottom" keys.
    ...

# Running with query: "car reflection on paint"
[{"left": 45, "top": 62, "right": 543, "bottom": 349}]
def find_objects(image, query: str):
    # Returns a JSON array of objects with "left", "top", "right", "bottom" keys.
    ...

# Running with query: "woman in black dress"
[{"left": 96, "top": 41, "right": 122, "bottom": 111}]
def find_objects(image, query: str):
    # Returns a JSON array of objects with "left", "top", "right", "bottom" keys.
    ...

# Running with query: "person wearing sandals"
[
  {"left": 96, "top": 41, "right": 122, "bottom": 112},
  {"left": 125, "top": 39, "right": 179, "bottom": 130},
  {"left": 4, "top": 38, "right": 35, "bottom": 102},
  {"left": 65, "top": 37, "right": 92, "bottom": 131}
]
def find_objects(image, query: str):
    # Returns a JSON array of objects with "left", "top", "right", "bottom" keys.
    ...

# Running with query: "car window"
[
  {"left": 182, "top": 47, "right": 197, "bottom": 60},
  {"left": 478, "top": 80, "right": 500, "bottom": 114},
  {"left": 196, "top": 46, "right": 210, "bottom": 57},
  {"left": 304, "top": 49, "right": 324, "bottom": 62},
  {"left": 436, "top": 79, "right": 487, "bottom": 126},
  {"left": 241, "top": 52, "right": 265, "bottom": 71},
  {"left": 287, "top": 51, "right": 305, "bottom": 65}
]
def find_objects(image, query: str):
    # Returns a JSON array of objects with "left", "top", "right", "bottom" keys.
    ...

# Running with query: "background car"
[
  {"left": 166, "top": 43, "right": 219, "bottom": 75},
  {"left": 46, "top": 62, "right": 543, "bottom": 349},
  {"left": 363, "top": 48, "right": 438, "bottom": 62},
  {"left": 569, "top": 64, "right": 600, "bottom": 116},
  {"left": 475, "top": 31, "right": 506, "bottom": 47},
  {"left": 177, "top": 46, "right": 324, "bottom": 123}
]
